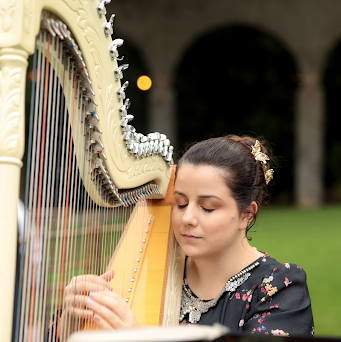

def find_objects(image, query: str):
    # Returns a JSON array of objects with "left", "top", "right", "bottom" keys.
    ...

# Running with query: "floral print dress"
[{"left": 181, "top": 254, "right": 314, "bottom": 337}]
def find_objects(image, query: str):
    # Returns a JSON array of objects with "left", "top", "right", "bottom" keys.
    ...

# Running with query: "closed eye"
[
  {"left": 202, "top": 207, "right": 214, "bottom": 213},
  {"left": 177, "top": 204, "right": 188, "bottom": 209}
]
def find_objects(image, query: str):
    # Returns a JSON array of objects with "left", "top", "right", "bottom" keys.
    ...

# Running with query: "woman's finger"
[
  {"left": 98, "top": 292, "right": 133, "bottom": 323},
  {"left": 86, "top": 295, "right": 123, "bottom": 329},
  {"left": 64, "top": 294, "right": 88, "bottom": 309},
  {"left": 86, "top": 292, "right": 138, "bottom": 329},
  {"left": 63, "top": 306, "right": 93, "bottom": 319},
  {"left": 65, "top": 278, "right": 112, "bottom": 295},
  {"left": 66, "top": 274, "right": 113, "bottom": 290},
  {"left": 99, "top": 270, "right": 115, "bottom": 282},
  {"left": 93, "top": 314, "right": 116, "bottom": 330}
]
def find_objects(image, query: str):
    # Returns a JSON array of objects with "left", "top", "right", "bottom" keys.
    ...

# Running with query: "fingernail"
[
  {"left": 104, "top": 288, "right": 112, "bottom": 292},
  {"left": 93, "top": 314, "right": 100, "bottom": 323},
  {"left": 87, "top": 298, "right": 95, "bottom": 308},
  {"left": 86, "top": 310, "right": 93, "bottom": 316},
  {"left": 89, "top": 291, "right": 101, "bottom": 298}
]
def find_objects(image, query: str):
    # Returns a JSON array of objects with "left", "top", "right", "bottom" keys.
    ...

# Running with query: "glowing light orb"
[{"left": 137, "top": 75, "right": 152, "bottom": 91}]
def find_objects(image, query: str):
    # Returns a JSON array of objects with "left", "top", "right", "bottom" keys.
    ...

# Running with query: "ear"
[{"left": 239, "top": 201, "right": 258, "bottom": 231}]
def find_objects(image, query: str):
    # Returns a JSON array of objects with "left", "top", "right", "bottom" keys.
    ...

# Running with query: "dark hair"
[{"left": 177, "top": 135, "right": 274, "bottom": 239}]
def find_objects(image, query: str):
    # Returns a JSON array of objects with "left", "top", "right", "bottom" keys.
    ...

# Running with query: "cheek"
[{"left": 204, "top": 213, "right": 237, "bottom": 239}]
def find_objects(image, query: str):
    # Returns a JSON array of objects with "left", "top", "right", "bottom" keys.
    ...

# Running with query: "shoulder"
[
  {"left": 252, "top": 254, "right": 309, "bottom": 304},
  {"left": 241, "top": 254, "right": 314, "bottom": 337},
  {"left": 257, "top": 253, "right": 307, "bottom": 279}
]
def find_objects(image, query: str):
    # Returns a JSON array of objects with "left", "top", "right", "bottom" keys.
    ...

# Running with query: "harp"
[{"left": 0, "top": 1, "right": 184, "bottom": 341}]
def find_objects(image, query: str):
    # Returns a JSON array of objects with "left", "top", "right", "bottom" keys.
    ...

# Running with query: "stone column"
[
  {"left": 295, "top": 72, "right": 324, "bottom": 207},
  {"left": 148, "top": 74, "right": 177, "bottom": 146}
]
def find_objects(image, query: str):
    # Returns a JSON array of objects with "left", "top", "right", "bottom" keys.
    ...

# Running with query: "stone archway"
[
  {"left": 323, "top": 42, "right": 341, "bottom": 202},
  {"left": 175, "top": 25, "right": 298, "bottom": 203}
]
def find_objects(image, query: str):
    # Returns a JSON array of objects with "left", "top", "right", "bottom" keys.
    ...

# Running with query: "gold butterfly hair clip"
[{"left": 251, "top": 140, "right": 274, "bottom": 185}]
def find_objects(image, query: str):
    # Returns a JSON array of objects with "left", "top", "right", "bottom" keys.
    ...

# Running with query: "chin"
[{"left": 178, "top": 244, "right": 202, "bottom": 258}]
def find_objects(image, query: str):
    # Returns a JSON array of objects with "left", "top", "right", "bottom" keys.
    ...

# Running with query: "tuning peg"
[
  {"left": 124, "top": 131, "right": 133, "bottom": 142},
  {"left": 166, "top": 146, "right": 174, "bottom": 163},
  {"left": 153, "top": 139, "right": 159, "bottom": 154},
  {"left": 162, "top": 139, "right": 170, "bottom": 157},
  {"left": 91, "top": 131, "right": 104, "bottom": 148},
  {"left": 104, "top": 14, "right": 115, "bottom": 37},
  {"left": 97, "top": 0, "right": 111, "bottom": 17},
  {"left": 110, "top": 38, "right": 124, "bottom": 60},
  {"left": 126, "top": 125, "right": 136, "bottom": 135},
  {"left": 147, "top": 132, "right": 159, "bottom": 141},
  {"left": 127, "top": 139, "right": 134, "bottom": 151},
  {"left": 133, "top": 142, "right": 139, "bottom": 155},
  {"left": 135, "top": 133, "right": 143, "bottom": 142},
  {"left": 141, "top": 136, "right": 148, "bottom": 143},
  {"left": 114, "top": 64, "right": 129, "bottom": 82},
  {"left": 121, "top": 114, "right": 134, "bottom": 130},
  {"left": 85, "top": 103, "right": 99, "bottom": 120},
  {"left": 92, "top": 143, "right": 107, "bottom": 160},
  {"left": 87, "top": 116, "right": 102, "bottom": 134},
  {"left": 158, "top": 140, "right": 164, "bottom": 154},
  {"left": 117, "top": 81, "right": 129, "bottom": 102},
  {"left": 138, "top": 143, "right": 144, "bottom": 157},
  {"left": 119, "top": 98, "right": 131, "bottom": 118},
  {"left": 86, "top": 136, "right": 96, "bottom": 151},
  {"left": 89, "top": 158, "right": 106, "bottom": 175},
  {"left": 143, "top": 142, "right": 149, "bottom": 157},
  {"left": 83, "top": 90, "right": 97, "bottom": 106},
  {"left": 147, "top": 141, "right": 154, "bottom": 155}
]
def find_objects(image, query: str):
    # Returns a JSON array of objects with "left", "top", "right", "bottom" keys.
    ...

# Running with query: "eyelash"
[{"left": 177, "top": 204, "right": 214, "bottom": 213}]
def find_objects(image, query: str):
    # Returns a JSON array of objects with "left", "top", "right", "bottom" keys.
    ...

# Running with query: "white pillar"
[
  {"left": 295, "top": 72, "right": 324, "bottom": 207},
  {"left": 0, "top": 48, "right": 27, "bottom": 342},
  {"left": 148, "top": 74, "right": 177, "bottom": 146}
]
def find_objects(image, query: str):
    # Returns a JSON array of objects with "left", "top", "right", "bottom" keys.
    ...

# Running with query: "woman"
[{"left": 56, "top": 135, "right": 314, "bottom": 339}]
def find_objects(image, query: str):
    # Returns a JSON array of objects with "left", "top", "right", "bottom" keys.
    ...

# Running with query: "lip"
[{"left": 181, "top": 234, "right": 201, "bottom": 241}]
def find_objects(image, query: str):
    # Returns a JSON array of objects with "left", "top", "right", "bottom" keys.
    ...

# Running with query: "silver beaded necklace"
[{"left": 179, "top": 261, "right": 260, "bottom": 324}]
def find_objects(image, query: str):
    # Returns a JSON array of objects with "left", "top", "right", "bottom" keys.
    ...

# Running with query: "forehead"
[{"left": 175, "top": 164, "right": 231, "bottom": 196}]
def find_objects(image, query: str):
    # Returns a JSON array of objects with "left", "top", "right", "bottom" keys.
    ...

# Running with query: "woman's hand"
[
  {"left": 58, "top": 270, "right": 117, "bottom": 339},
  {"left": 86, "top": 291, "right": 139, "bottom": 329}
]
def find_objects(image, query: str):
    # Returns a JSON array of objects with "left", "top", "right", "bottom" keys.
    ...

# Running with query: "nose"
[{"left": 181, "top": 204, "right": 198, "bottom": 227}]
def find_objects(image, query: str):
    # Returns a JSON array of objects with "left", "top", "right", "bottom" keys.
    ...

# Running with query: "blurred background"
[{"left": 23, "top": 0, "right": 341, "bottom": 337}]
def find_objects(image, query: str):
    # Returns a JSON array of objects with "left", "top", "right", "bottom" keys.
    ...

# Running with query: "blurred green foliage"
[{"left": 251, "top": 205, "right": 341, "bottom": 337}]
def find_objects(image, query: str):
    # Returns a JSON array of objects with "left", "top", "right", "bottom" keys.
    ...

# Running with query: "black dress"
[{"left": 180, "top": 253, "right": 314, "bottom": 337}]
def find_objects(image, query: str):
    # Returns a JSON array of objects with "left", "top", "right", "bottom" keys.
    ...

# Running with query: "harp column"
[{"left": 0, "top": 48, "right": 28, "bottom": 342}]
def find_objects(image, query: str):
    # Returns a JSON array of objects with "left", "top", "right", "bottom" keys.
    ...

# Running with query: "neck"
[{"left": 186, "top": 237, "right": 262, "bottom": 300}]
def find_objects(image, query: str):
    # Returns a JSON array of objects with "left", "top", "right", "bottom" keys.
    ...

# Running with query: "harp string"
[
  {"left": 48, "top": 45, "right": 67, "bottom": 342},
  {"left": 52, "top": 54, "right": 71, "bottom": 342},
  {"left": 63, "top": 69, "right": 81, "bottom": 340},
  {"left": 17, "top": 25, "right": 156, "bottom": 341},
  {"left": 22, "top": 31, "right": 46, "bottom": 342},
  {"left": 68, "top": 77, "right": 83, "bottom": 337},
  {"left": 15, "top": 35, "right": 38, "bottom": 342},
  {"left": 41, "top": 34, "right": 60, "bottom": 342},
  {"left": 55, "top": 60, "right": 76, "bottom": 342},
  {"left": 33, "top": 32, "right": 55, "bottom": 342},
  {"left": 28, "top": 31, "right": 50, "bottom": 342}
]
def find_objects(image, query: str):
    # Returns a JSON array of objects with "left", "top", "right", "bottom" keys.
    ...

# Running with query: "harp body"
[{"left": 0, "top": 1, "right": 184, "bottom": 342}]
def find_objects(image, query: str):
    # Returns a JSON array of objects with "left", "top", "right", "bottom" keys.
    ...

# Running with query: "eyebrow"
[{"left": 174, "top": 191, "right": 222, "bottom": 201}]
